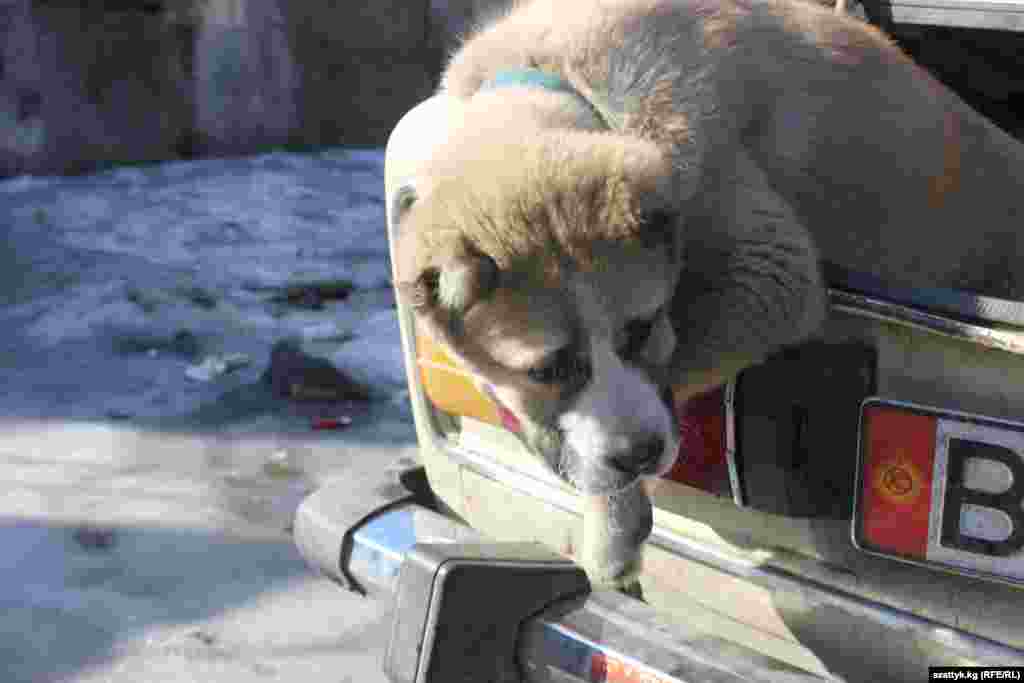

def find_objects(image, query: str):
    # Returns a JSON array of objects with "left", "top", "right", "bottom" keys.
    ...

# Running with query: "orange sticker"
[
  {"left": 591, "top": 653, "right": 676, "bottom": 683},
  {"left": 416, "top": 332, "right": 501, "bottom": 426}
]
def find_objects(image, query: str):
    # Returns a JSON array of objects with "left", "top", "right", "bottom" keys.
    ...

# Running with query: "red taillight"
[
  {"left": 666, "top": 386, "right": 732, "bottom": 497},
  {"left": 859, "top": 405, "right": 936, "bottom": 559},
  {"left": 481, "top": 382, "right": 522, "bottom": 433}
]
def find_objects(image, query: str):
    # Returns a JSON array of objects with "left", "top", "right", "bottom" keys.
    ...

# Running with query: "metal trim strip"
[
  {"left": 829, "top": 289, "right": 1024, "bottom": 356},
  {"left": 723, "top": 380, "right": 746, "bottom": 507}
]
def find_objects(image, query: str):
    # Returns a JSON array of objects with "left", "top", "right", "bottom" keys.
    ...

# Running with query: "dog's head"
[{"left": 391, "top": 100, "right": 687, "bottom": 497}]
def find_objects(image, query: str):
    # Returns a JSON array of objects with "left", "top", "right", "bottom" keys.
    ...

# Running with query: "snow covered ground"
[{"left": 0, "top": 149, "right": 418, "bottom": 682}]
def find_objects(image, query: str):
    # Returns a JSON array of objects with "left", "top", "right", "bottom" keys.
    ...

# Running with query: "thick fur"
[{"left": 394, "top": 0, "right": 1024, "bottom": 499}]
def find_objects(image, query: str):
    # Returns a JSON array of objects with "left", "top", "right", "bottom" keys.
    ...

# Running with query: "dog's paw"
[{"left": 580, "top": 484, "right": 652, "bottom": 589}]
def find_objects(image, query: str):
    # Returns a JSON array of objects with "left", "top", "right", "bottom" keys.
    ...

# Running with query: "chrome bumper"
[{"left": 295, "top": 476, "right": 829, "bottom": 683}]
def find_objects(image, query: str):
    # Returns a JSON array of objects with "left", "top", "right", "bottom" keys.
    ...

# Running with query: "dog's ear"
[
  {"left": 435, "top": 239, "right": 499, "bottom": 315},
  {"left": 398, "top": 236, "right": 499, "bottom": 341}
]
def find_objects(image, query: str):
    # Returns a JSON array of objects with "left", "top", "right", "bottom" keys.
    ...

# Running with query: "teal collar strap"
[{"left": 481, "top": 68, "right": 614, "bottom": 131}]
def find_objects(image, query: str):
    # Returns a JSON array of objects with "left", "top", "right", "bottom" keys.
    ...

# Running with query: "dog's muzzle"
[
  {"left": 559, "top": 437, "right": 675, "bottom": 495},
  {"left": 554, "top": 385, "right": 680, "bottom": 495},
  {"left": 485, "top": 382, "right": 680, "bottom": 496}
]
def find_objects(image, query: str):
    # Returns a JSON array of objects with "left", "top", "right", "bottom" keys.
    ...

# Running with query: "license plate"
[{"left": 853, "top": 398, "right": 1024, "bottom": 586}]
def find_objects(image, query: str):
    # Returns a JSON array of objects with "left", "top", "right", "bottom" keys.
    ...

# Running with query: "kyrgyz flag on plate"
[{"left": 855, "top": 400, "right": 1024, "bottom": 586}]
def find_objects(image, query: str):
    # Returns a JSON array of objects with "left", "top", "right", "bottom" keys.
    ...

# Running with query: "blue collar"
[{"left": 481, "top": 68, "right": 613, "bottom": 130}]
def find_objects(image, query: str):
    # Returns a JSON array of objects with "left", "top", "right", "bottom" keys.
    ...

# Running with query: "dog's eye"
[
  {"left": 620, "top": 310, "right": 661, "bottom": 359},
  {"left": 527, "top": 347, "right": 591, "bottom": 385},
  {"left": 638, "top": 208, "right": 676, "bottom": 250}
]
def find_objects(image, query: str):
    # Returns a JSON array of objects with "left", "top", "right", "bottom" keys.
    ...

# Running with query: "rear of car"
[{"left": 384, "top": 8, "right": 1024, "bottom": 681}]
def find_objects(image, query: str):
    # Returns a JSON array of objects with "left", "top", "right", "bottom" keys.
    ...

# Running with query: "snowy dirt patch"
[
  {"left": 0, "top": 147, "right": 410, "bottom": 430},
  {"left": 0, "top": 149, "right": 414, "bottom": 680}
]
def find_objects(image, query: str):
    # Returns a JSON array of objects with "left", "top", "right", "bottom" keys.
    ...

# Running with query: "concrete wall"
[
  {"left": 0, "top": 0, "right": 193, "bottom": 176},
  {"left": 281, "top": 0, "right": 439, "bottom": 150},
  {"left": 0, "top": 0, "right": 503, "bottom": 177},
  {"left": 193, "top": 0, "right": 299, "bottom": 155},
  {"left": 430, "top": 0, "right": 511, "bottom": 52}
]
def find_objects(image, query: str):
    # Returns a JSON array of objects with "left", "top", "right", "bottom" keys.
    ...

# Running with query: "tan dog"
[{"left": 391, "top": 0, "right": 1024, "bottom": 584}]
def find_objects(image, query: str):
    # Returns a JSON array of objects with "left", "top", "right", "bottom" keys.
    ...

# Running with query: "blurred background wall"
[
  {"left": 1, "top": 0, "right": 1022, "bottom": 177},
  {"left": 0, "top": 0, "right": 511, "bottom": 177}
]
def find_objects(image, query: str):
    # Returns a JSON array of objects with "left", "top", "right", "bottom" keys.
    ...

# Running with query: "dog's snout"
[{"left": 607, "top": 436, "right": 665, "bottom": 475}]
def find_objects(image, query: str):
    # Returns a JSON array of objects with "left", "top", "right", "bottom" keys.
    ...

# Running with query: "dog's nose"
[{"left": 607, "top": 436, "right": 664, "bottom": 476}]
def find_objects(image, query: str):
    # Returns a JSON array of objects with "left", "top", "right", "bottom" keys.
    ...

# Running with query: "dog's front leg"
[
  {"left": 577, "top": 150, "right": 824, "bottom": 594},
  {"left": 667, "top": 148, "right": 827, "bottom": 399}
]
